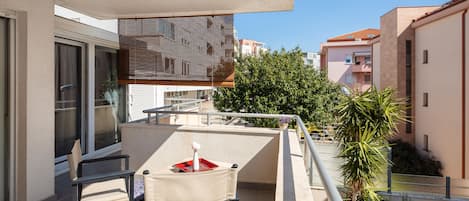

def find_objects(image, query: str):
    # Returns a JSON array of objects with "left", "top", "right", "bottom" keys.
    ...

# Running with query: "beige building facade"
[{"left": 372, "top": 1, "right": 469, "bottom": 178}]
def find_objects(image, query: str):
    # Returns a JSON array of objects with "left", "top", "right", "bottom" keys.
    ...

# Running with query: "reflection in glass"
[
  {"left": 95, "top": 46, "right": 126, "bottom": 150},
  {"left": 118, "top": 15, "right": 235, "bottom": 86},
  {"left": 55, "top": 42, "right": 83, "bottom": 158}
]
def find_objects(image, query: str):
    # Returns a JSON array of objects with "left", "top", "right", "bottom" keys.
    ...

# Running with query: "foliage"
[
  {"left": 213, "top": 48, "right": 342, "bottom": 127},
  {"left": 390, "top": 140, "right": 442, "bottom": 176},
  {"left": 336, "top": 87, "right": 405, "bottom": 201}
]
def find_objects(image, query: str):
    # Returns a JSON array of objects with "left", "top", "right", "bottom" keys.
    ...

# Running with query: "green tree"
[
  {"left": 336, "top": 87, "right": 405, "bottom": 201},
  {"left": 213, "top": 48, "right": 341, "bottom": 127}
]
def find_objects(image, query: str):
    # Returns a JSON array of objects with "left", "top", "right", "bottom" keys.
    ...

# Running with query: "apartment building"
[
  {"left": 320, "top": 29, "right": 379, "bottom": 92},
  {"left": 371, "top": 0, "right": 469, "bottom": 178},
  {"left": 239, "top": 39, "right": 267, "bottom": 57},
  {"left": 302, "top": 52, "right": 321, "bottom": 71}
]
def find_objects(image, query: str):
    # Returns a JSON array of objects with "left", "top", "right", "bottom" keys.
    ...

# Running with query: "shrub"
[{"left": 390, "top": 140, "right": 442, "bottom": 176}]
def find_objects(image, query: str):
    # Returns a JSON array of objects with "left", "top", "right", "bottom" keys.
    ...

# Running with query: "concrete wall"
[
  {"left": 372, "top": 41, "right": 381, "bottom": 89},
  {"left": 121, "top": 124, "right": 280, "bottom": 184},
  {"left": 415, "top": 12, "right": 463, "bottom": 178},
  {"left": 1, "top": 0, "right": 55, "bottom": 200}
]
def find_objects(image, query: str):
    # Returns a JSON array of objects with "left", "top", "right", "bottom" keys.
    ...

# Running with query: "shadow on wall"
[{"left": 120, "top": 124, "right": 280, "bottom": 184}]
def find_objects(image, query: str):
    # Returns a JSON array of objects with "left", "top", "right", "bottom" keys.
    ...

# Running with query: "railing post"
[
  {"left": 309, "top": 150, "right": 313, "bottom": 186},
  {"left": 207, "top": 113, "right": 211, "bottom": 126},
  {"left": 387, "top": 147, "right": 392, "bottom": 193},
  {"left": 446, "top": 176, "right": 451, "bottom": 199},
  {"left": 155, "top": 112, "right": 159, "bottom": 125}
]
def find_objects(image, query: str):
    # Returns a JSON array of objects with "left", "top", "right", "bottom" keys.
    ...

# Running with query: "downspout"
[{"left": 462, "top": 9, "right": 467, "bottom": 179}]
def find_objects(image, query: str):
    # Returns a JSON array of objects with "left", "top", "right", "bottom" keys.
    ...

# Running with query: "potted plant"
[{"left": 278, "top": 117, "right": 290, "bottom": 130}]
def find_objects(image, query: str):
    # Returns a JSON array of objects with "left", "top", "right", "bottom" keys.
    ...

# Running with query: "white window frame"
[
  {"left": 0, "top": 11, "right": 16, "bottom": 201},
  {"left": 54, "top": 18, "right": 122, "bottom": 176}
]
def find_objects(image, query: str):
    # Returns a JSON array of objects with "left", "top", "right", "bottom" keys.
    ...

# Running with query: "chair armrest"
[
  {"left": 80, "top": 154, "right": 129, "bottom": 164},
  {"left": 72, "top": 170, "right": 135, "bottom": 186},
  {"left": 78, "top": 155, "right": 130, "bottom": 177}
]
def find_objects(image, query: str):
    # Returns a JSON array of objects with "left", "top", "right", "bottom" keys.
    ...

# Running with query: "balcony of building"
[
  {"left": 53, "top": 101, "right": 343, "bottom": 201},
  {"left": 351, "top": 63, "right": 372, "bottom": 73}
]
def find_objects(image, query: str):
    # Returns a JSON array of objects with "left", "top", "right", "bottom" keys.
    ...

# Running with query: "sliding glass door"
[
  {"left": 0, "top": 17, "right": 8, "bottom": 200},
  {"left": 55, "top": 38, "right": 86, "bottom": 161}
]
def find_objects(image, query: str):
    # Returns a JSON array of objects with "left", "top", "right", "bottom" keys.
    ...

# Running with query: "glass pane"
[
  {"left": 0, "top": 17, "right": 7, "bottom": 200},
  {"left": 55, "top": 42, "right": 83, "bottom": 158},
  {"left": 95, "top": 46, "right": 125, "bottom": 150},
  {"left": 118, "top": 15, "right": 235, "bottom": 87}
]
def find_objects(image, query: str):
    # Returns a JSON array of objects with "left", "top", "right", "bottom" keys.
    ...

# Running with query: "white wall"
[
  {"left": 2, "top": 0, "right": 55, "bottom": 200},
  {"left": 54, "top": 5, "right": 117, "bottom": 33}
]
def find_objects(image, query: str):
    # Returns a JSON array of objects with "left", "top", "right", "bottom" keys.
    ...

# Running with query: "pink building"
[
  {"left": 320, "top": 29, "right": 380, "bottom": 92},
  {"left": 239, "top": 39, "right": 267, "bottom": 57}
]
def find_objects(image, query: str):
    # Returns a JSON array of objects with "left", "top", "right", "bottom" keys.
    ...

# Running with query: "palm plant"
[{"left": 336, "top": 87, "right": 405, "bottom": 201}]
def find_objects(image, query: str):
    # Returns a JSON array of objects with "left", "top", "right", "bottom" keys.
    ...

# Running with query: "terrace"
[{"left": 53, "top": 101, "right": 342, "bottom": 201}]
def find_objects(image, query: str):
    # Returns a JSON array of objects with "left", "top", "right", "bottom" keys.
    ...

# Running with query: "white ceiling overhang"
[{"left": 55, "top": 0, "right": 294, "bottom": 19}]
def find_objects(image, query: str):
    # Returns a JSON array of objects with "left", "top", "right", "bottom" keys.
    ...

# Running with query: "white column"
[{"left": 87, "top": 43, "right": 96, "bottom": 153}]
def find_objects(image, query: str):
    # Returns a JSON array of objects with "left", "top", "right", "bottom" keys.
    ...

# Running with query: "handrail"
[{"left": 142, "top": 108, "right": 343, "bottom": 201}]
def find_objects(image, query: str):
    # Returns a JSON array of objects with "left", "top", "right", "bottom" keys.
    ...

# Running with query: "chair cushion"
[{"left": 81, "top": 178, "right": 129, "bottom": 201}]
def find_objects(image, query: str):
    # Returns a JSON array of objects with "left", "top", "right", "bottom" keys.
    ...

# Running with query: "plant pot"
[{"left": 279, "top": 122, "right": 289, "bottom": 130}]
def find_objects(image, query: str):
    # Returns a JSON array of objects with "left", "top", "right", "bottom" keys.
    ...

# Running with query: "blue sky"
[{"left": 234, "top": 0, "right": 448, "bottom": 52}]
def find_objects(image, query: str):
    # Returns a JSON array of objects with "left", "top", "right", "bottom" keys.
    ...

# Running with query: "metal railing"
[{"left": 143, "top": 108, "right": 343, "bottom": 201}]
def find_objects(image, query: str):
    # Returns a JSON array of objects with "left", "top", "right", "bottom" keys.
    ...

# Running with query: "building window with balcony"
[
  {"left": 423, "top": 49, "right": 429, "bottom": 64},
  {"left": 423, "top": 92, "right": 429, "bottom": 107},
  {"left": 159, "top": 19, "right": 175, "bottom": 40},
  {"left": 182, "top": 61, "right": 190, "bottom": 76},
  {"left": 165, "top": 57, "right": 175, "bottom": 74}
]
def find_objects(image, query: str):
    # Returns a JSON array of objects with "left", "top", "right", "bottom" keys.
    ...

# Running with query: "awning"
[
  {"left": 55, "top": 0, "right": 294, "bottom": 19},
  {"left": 353, "top": 51, "right": 371, "bottom": 56}
]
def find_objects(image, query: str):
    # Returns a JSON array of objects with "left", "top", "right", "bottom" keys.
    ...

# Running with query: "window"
[
  {"left": 365, "top": 55, "right": 371, "bottom": 64},
  {"left": 354, "top": 56, "right": 361, "bottom": 65},
  {"left": 55, "top": 39, "right": 86, "bottom": 160},
  {"left": 423, "top": 50, "right": 428, "bottom": 64},
  {"left": 165, "top": 57, "right": 175, "bottom": 74},
  {"left": 207, "top": 18, "right": 213, "bottom": 29},
  {"left": 364, "top": 73, "right": 371, "bottom": 83},
  {"left": 94, "top": 46, "right": 126, "bottom": 149},
  {"left": 345, "top": 55, "right": 352, "bottom": 64},
  {"left": 207, "top": 43, "right": 213, "bottom": 56},
  {"left": 423, "top": 92, "right": 429, "bottom": 107},
  {"left": 182, "top": 61, "right": 190, "bottom": 76},
  {"left": 406, "top": 40, "right": 412, "bottom": 133},
  {"left": 424, "top": 135, "right": 429, "bottom": 152},
  {"left": 158, "top": 19, "right": 175, "bottom": 40},
  {"left": 181, "top": 38, "right": 190, "bottom": 46}
]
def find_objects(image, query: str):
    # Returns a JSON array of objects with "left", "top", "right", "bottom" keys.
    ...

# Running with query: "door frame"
[
  {"left": 0, "top": 10, "right": 16, "bottom": 201},
  {"left": 54, "top": 37, "right": 87, "bottom": 164}
]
